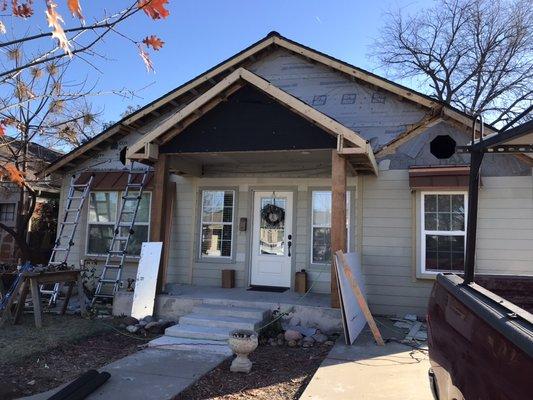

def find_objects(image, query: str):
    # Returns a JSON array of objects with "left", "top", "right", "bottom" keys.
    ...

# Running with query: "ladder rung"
[
  {"left": 99, "top": 279, "right": 119, "bottom": 284},
  {"left": 94, "top": 293, "right": 114, "bottom": 298},
  {"left": 108, "top": 250, "right": 125, "bottom": 254},
  {"left": 68, "top": 196, "right": 84, "bottom": 200},
  {"left": 48, "top": 261, "right": 64, "bottom": 265},
  {"left": 112, "top": 237, "right": 129, "bottom": 241},
  {"left": 52, "top": 247, "right": 69, "bottom": 252},
  {"left": 64, "top": 208, "right": 80, "bottom": 213},
  {"left": 40, "top": 290, "right": 56, "bottom": 294},
  {"left": 60, "top": 221, "right": 77, "bottom": 225},
  {"left": 122, "top": 196, "right": 141, "bottom": 201},
  {"left": 72, "top": 184, "right": 90, "bottom": 188},
  {"left": 103, "top": 265, "right": 122, "bottom": 269},
  {"left": 126, "top": 183, "right": 143, "bottom": 188}
]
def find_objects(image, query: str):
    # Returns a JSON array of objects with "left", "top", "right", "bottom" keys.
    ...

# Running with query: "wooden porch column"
[
  {"left": 331, "top": 150, "right": 347, "bottom": 308},
  {"left": 149, "top": 154, "right": 171, "bottom": 293}
]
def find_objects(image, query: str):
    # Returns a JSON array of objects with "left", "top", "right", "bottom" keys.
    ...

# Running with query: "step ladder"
[
  {"left": 91, "top": 164, "right": 149, "bottom": 306},
  {"left": 41, "top": 173, "right": 94, "bottom": 306}
]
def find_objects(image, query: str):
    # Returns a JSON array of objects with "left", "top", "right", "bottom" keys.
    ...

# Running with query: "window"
[
  {"left": 311, "top": 191, "right": 350, "bottom": 264},
  {"left": 0, "top": 203, "right": 16, "bottom": 222},
  {"left": 87, "top": 191, "right": 151, "bottom": 256},
  {"left": 421, "top": 192, "right": 467, "bottom": 274},
  {"left": 200, "top": 190, "right": 235, "bottom": 258}
]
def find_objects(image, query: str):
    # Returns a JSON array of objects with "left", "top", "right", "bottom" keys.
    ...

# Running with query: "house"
[
  {"left": 43, "top": 32, "right": 532, "bottom": 317},
  {"left": 0, "top": 138, "right": 61, "bottom": 264}
]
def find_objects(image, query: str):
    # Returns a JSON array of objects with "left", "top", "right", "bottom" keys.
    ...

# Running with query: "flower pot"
[{"left": 228, "top": 329, "right": 258, "bottom": 373}]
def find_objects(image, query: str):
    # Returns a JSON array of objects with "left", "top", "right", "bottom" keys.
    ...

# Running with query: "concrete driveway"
[{"left": 300, "top": 320, "right": 433, "bottom": 400}]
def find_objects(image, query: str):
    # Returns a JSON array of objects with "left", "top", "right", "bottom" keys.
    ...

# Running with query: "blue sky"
[{"left": 9, "top": 0, "right": 428, "bottom": 125}]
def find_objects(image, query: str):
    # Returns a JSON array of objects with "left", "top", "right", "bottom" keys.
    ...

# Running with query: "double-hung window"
[
  {"left": 87, "top": 191, "right": 151, "bottom": 256},
  {"left": 200, "top": 190, "right": 235, "bottom": 258},
  {"left": 0, "top": 203, "right": 16, "bottom": 222},
  {"left": 421, "top": 192, "right": 467, "bottom": 273},
  {"left": 311, "top": 191, "right": 350, "bottom": 264}
]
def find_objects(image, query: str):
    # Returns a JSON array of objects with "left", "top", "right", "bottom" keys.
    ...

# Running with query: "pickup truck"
[{"left": 427, "top": 273, "right": 533, "bottom": 400}]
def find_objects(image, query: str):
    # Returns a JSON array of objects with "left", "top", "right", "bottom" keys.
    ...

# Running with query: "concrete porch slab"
[
  {"left": 21, "top": 349, "right": 227, "bottom": 400},
  {"left": 300, "top": 319, "right": 433, "bottom": 400},
  {"left": 113, "top": 285, "right": 342, "bottom": 333}
]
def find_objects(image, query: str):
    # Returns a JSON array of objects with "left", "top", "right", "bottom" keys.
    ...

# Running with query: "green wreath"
[{"left": 261, "top": 203, "right": 285, "bottom": 228}]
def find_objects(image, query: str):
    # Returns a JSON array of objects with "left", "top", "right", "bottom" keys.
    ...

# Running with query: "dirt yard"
[
  {"left": 0, "top": 314, "right": 152, "bottom": 399},
  {"left": 174, "top": 342, "right": 332, "bottom": 400}
]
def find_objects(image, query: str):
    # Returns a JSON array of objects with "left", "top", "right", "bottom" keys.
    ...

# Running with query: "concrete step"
[
  {"left": 179, "top": 313, "right": 261, "bottom": 331},
  {"left": 165, "top": 324, "right": 233, "bottom": 341},
  {"left": 192, "top": 303, "right": 269, "bottom": 320},
  {"left": 148, "top": 335, "right": 233, "bottom": 356}
]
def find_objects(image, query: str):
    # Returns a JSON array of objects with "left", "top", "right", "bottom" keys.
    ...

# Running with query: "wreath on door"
[{"left": 261, "top": 203, "right": 285, "bottom": 228}]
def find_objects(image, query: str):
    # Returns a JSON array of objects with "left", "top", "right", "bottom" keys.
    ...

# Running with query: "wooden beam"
[
  {"left": 157, "top": 181, "right": 176, "bottom": 293},
  {"left": 331, "top": 150, "right": 347, "bottom": 308},
  {"left": 150, "top": 154, "right": 169, "bottom": 243}
]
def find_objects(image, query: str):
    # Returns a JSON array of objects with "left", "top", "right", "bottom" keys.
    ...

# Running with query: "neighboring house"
[
  {"left": 43, "top": 32, "right": 532, "bottom": 317},
  {"left": 0, "top": 139, "right": 62, "bottom": 263}
]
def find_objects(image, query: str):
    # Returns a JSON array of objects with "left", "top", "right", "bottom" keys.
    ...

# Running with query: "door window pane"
[{"left": 259, "top": 197, "right": 286, "bottom": 255}]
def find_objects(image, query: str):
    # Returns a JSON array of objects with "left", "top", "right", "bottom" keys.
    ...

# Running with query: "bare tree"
[{"left": 372, "top": 0, "right": 532, "bottom": 126}]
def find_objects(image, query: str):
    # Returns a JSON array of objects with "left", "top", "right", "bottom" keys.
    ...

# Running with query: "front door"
[{"left": 251, "top": 191, "right": 293, "bottom": 287}]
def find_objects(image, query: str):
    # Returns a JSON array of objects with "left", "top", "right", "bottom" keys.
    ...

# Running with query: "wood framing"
[
  {"left": 331, "top": 150, "right": 347, "bottom": 308},
  {"left": 127, "top": 68, "right": 371, "bottom": 165},
  {"left": 150, "top": 154, "right": 169, "bottom": 242},
  {"left": 44, "top": 31, "right": 493, "bottom": 176}
]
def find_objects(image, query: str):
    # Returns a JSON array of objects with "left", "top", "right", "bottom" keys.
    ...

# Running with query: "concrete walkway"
[
  {"left": 300, "top": 322, "right": 433, "bottom": 400},
  {"left": 22, "top": 348, "right": 227, "bottom": 400}
]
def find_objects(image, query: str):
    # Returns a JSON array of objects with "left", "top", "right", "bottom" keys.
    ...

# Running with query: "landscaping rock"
[
  {"left": 145, "top": 321, "right": 163, "bottom": 334},
  {"left": 143, "top": 315, "right": 155, "bottom": 323},
  {"left": 287, "top": 340, "right": 297, "bottom": 347},
  {"left": 312, "top": 333, "right": 328, "bottom": 343},
  {"left": 126, "top": 325, "right": 139, "bottom": 334},
  {"left": 325, "top": 340, "right": 335, "bottom": 346},
  {"left": 123, "top": 316, "right": 139, "bottom": 326},
  {"left": 277, "top": 338, "right": 284, "bottom": 346},
  {"left": 404, "top": 314, "right": 417, "bottom": 321},
  {"left": 138, "top": 320, "right": 148, "bottom": 327},
  {"left": 284, "top": 330, "right": 303, "bottom": 341},
  {"left": 302, "top": 337, "right": 315, "bottom": 348}
]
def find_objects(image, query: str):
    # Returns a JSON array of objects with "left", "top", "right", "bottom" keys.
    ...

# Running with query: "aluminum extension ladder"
[
  {"left": 40, "top": 173, "right": 94, "bottom": 306},
  {"left": 91, "top": 164, "right": 149, "bottom": 306}
]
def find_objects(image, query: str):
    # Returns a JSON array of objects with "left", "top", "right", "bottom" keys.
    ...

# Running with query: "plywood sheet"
[
  {"left": 131, "top": 242, "right": 163, "bottom": 320},
  {"left": 335, "top": 252, "right": 367, "bottom": 344}
]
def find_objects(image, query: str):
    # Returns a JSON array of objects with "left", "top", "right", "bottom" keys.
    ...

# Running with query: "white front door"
[{"left": 251, "top": 191, "right": 293, "bottom": 287}]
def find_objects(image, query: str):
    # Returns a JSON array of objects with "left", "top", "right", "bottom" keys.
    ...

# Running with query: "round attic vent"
[{"left": 430, "top": 135, "right": 456, "bottom": 159}]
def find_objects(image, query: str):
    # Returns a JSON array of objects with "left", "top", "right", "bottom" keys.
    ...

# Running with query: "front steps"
[{"left": 148, "top": 303, "right": 270, "bottom": 355}]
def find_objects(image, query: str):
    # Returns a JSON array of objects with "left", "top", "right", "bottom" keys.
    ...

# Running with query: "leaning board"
[
  {"left": 131, "top": 242, "right": 163, "bottom": 320},
  {"left": 335, "top": 252, "right": 367, "bottom": 344}
]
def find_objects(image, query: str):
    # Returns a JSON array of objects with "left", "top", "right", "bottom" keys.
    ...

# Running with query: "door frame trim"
[{"left": 246, "top": 186, "right": 298, "bottom": 290}]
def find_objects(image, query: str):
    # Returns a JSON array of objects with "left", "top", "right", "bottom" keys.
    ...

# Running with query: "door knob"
[{"left": 287, "top": 234, "right": 292, "bottom": 257}]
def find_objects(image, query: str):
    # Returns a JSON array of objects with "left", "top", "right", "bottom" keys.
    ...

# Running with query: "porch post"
[
  {"left": 149, "top": 154, "right": 170, "bottom": 292},
  {"left": 331, "top": 150, "right": 347, "bottom": 308}
]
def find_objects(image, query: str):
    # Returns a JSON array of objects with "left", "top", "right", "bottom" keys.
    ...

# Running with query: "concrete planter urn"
[{"left": 228, "top": 329, "right": 258, "bottom": 373}]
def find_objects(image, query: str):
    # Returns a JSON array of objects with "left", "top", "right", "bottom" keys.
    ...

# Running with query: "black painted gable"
[{"left": 159, "top": 85, "right": 336, "bottom": 153}]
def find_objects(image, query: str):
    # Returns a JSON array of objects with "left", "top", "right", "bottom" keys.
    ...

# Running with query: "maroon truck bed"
[{"left": 427, "top": 273, "right": 533, "bottom": 400}]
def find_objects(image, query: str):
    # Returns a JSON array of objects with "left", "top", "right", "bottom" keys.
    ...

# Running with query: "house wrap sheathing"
[{"left": 45, "top": 32, "right": 532, "bottom": 317}]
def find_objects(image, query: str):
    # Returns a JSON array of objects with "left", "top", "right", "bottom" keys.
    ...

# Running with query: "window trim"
[
  {"left": 310, "top": 190, "right": 351, "bottom": 265},
  {"left": 419, "top": 190, "right": 468, "bottom": 276},
  {"left": 198, "top": 189, "right": 236, "bottom": 260},
  {"left": 85, "top": 190, "right": 152, "bottom": 258}
]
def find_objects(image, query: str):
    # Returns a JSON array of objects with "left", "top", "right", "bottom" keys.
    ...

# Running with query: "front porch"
[{"left": 113, "top": 285, "right": 341, "bottom": 333}]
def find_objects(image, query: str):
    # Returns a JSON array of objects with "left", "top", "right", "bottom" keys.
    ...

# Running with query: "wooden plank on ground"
[{"left": 131, "top": 242, "right": 163, "bottom": 319}]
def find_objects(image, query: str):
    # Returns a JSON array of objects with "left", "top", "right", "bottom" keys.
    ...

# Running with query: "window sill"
[{"left": 196, "top": 257, "right": 235, "bottom": 264}]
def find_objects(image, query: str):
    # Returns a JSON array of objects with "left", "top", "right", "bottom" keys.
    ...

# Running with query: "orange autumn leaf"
[
  {"left": 138, "top": 0, "right": 169, "bottom": 20},
  {"left": 142, "top": 35, "right": 164, "bottom": 51},
  {"left": 45, "top": 0, "right": 72, "bottom": 56},
  {"left": 0, "top": 124, "right": 5, "bottom": 136},
  {"left": 67, "top": 0, "right": 83, "bottom": 20},
  {"left": 12, "top": 1, "right": 34, "bottom": 18},
  {"left": 138, "top": 44, "right": 154, "bottom": 72},
  {"left": 2, "top": 164, "right": 26, "bottom": 187}
]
